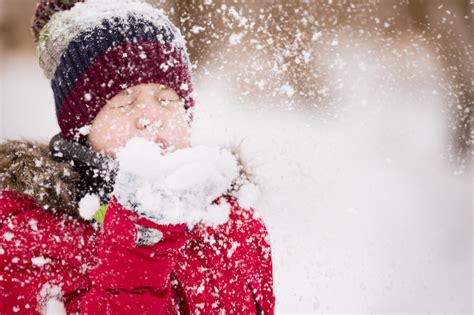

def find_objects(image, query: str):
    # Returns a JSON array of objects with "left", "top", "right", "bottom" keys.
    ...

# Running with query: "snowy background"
[{"left": 0, "top": 0, "right": 472, "bottom": 313}]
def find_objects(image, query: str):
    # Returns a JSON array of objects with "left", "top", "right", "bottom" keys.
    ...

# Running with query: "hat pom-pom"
[{"left": 31, "top": 0, "right": 84, "bottom": 42}]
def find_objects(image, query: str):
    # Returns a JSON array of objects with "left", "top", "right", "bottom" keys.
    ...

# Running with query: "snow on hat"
[{"left": 32, "top": 0, "right": 194, "bottom": 144}]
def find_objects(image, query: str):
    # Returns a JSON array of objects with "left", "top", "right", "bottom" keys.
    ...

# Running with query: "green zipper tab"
[{"left": 93, "top": 204, "right": 108, "bottom": 224}]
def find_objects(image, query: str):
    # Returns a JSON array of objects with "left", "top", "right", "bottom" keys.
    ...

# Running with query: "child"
[{"left": 0, "top": 0, "right": 275, "bottom": 314}]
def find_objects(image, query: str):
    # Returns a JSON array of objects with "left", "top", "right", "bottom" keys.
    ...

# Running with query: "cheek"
[
  {"left": 89, "top": 113, "right": 135, "bottom": 155},
  {"left": 162, "top": 113, "right": 190, "bottom": 148}
]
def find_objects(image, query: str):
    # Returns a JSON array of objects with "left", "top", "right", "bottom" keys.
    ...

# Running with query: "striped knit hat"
[{"left": 32, "top": 0, "right": 194, "bottom": 144}]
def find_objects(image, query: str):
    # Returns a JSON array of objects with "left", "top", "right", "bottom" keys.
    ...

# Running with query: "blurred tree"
[{"left": 0, "top": 0, "right": 38, "bottom": 53}]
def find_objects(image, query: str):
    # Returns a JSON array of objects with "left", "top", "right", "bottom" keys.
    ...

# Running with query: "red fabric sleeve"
[
  {"left": 80, "top": 196, "right": 187, "bottom": 314},
  {"left": 218, "top": 196, "right": 275, "bottom": 314},
  {"left": 0, "top": 191, "right": 98, "bottom": 314},
  {"left": 172, "top": 195, "right": 275, "bottom": 314},
  {"left": 0, "top": 190, "right": 38, "bottom": 224}
]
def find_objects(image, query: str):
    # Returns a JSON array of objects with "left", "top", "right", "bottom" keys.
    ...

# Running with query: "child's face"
[{"left": 87, "top": 83, "right": 190, "bottom": 158}]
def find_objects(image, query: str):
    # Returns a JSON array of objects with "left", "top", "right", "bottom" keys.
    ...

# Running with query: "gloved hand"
[
  {"left": 103, "top": 195, "right": 186, "bottom": 248},
  {"left": 82, "top": 195, "right": 188, "bottom": 313}
]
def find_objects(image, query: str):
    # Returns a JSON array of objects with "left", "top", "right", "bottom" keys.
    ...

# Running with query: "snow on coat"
[{"left": 0, "top": 139, "right": 275, "bottom": 314}]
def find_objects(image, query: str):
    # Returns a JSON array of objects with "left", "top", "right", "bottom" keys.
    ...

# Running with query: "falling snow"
[{"left": 0, "top": 0, "right": 472, "bottom": 313}]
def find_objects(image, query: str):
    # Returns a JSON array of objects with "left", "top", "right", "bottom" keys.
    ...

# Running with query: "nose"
[
  {"left": 133, "top": 90, "right": 163, "bottom": 130},
  {"left": 135, "top": 115, "right": 163, "bottom": 130},
  {"left": 136, "top": 117, "right": 150, "bottom": 129}
]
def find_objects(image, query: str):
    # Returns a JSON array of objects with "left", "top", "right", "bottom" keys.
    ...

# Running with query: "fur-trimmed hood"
[
  {"left": 0, "top": 138, "right": 255, "bottom": 218},
  {"left": 0, "top": 139, "right": 80, "bottom": 214}
]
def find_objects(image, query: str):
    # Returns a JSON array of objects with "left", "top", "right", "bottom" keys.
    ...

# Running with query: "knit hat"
[{"left": 32, "top": 0, "right": 195, "bottom": 144}]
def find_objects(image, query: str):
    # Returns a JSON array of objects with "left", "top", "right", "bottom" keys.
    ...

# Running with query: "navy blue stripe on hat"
[{"left": 51, "top": 14, "right": 188, "bottom": 113}]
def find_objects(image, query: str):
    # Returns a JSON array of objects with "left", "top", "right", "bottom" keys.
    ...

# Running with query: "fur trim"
[
  {"left": 0, "top": 139, "right": 80, "bottom": 214},
  {"left": 0, "top": 139, "right": 257, "bottom": 217},
  {"left": 226, "top": 140, "right": 256, "bottom": 194}
]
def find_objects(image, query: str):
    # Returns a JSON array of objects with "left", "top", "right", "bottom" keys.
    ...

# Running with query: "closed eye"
[
  {"left": 156, "top": 97, "right": 180, "bottom": 107},
  {"left": 110, "top": 97, "right": 136, "bottom": 109},
  {"left": 157, "top": 98, "right": 180, "bottom": 102}
]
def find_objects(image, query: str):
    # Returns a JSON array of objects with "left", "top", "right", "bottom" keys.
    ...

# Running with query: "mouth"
[{"left": 153, "top": 135, "right": 169, "bottom": 151}]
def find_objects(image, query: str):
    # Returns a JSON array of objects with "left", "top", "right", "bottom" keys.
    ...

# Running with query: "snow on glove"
[{"left": 135, "top": 223, "right": 163, "bottom": 246}]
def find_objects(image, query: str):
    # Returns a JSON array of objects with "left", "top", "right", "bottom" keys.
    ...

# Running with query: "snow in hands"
[{"left": 113, "top": 137, "right": 241, "bottom": 228}]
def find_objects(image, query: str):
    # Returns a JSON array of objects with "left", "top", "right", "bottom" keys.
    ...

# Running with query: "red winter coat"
[
  {"left": 0, "top": 191, "right": 274, "bottom": 314},
  {"left": 0, "top": 141, "right": 274, "bottom": 314}
]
